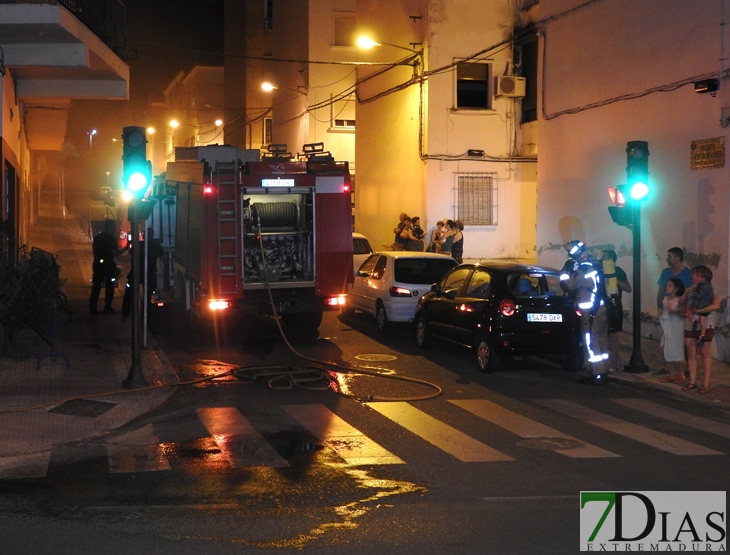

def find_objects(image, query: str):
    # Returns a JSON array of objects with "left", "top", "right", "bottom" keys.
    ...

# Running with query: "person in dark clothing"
[
  {"left": 122, "top": 236, "right": 164, "bottom": 318},
  {"left": 402, "top": 216, "right": 425, "bottom": 251},
  {"left": 391, "top": 212, "right": 409, "bottom": 251},
  {"left": 451, "top": 220, "right": 464, "bottom": 263},
  {"left": 89, "top": 219, "right": 126, "bottom": 315}
]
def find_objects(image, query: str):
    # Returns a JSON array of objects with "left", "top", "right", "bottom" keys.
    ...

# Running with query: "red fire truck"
[{"left": 151, "top": 143, "right": 353, "bottom": 330}]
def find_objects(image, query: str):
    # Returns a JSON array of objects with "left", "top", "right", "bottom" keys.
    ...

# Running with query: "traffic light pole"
[
  {"left": 123, "top": 202, "right": 148, "bottom": 388},
  {"left": 625, "top": 201, "right": 649, "bottom": 373}
]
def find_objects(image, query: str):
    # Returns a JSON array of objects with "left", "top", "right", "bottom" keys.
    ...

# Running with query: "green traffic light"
[
  {"left": 629, "top": 181, "right": 649, "bottom": 200},
  {"left": 122, "top": 126, "right": 149, "bottom": 197},
  {"left": 127, "top": 171, "right": 148, "bottom": 192}
]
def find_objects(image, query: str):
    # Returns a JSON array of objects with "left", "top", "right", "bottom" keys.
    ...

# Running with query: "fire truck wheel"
[{"left": 375, "top": 302, "right": 388, "bottom": 333}]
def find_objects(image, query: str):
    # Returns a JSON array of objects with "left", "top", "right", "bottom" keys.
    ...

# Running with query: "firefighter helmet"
[{"left": 567, "top": 240, "right": 587, "bottom": 261}]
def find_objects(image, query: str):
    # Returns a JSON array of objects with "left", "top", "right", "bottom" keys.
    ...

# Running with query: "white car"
[
  {"left": 352, "top": 232, "right": 373, "bottom": 275},
  {"left": 346, "top": 251, "right": 458, "bottom": 332}
]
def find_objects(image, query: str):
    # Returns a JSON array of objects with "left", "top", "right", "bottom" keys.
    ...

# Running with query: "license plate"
[{"left": 527, "top": 313, "right": 562, "bottom": 322}]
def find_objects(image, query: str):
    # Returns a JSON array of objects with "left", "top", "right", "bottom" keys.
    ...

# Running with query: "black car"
[{"left": 413, "top": 262, "right": 583, "bottom": 373}]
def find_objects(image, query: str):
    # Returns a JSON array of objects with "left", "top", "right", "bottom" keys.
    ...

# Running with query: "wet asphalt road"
[{"left": 1, "top": 308, "right": 729, "bottom": 554}]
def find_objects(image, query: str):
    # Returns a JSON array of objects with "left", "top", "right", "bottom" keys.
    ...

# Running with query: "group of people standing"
[
  {"left": 561, "top": 241, "right": 722, "bottom": 393},
  {"left": 657, "top": 247, "right": 720, "bottom": 394},
  {"left": 392, "top": 213, "right": 464, "bottom": 263}
]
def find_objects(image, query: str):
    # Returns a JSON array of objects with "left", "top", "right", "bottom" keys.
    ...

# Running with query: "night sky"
[
  {"left": 124, "top": 0, "right": 224, "bottom": 101},
  {"left": 65, "top": 0, "right": 224, "bottom": 185}
]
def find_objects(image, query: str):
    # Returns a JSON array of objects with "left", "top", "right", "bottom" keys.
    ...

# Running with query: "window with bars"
[{"left": 456, "top": 173, "right": 497, "bottom": 225}]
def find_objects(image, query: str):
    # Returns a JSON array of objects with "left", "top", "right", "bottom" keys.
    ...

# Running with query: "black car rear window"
[
  {"left": 508, "top": 272, "right": 562, "bottom": 296},
  {"left": 394, "top": 258, "right": 458, "bottom": 284}
]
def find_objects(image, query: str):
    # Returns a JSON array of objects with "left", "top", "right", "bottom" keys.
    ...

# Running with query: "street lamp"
[
  {"left": 356, "top": 36, "right": 421, "bottom": 54},
  {"left": 169, "top": 119, "right": 220, "bottom": 147},
  {"left": 88, "top": 129, "right": 97, "bottom": 150},
  {"left": 261, "top": 82, "right": 307, "bottom": 96},
  {"left": 356, "top": 35, "right": 423, "bottom": 74},
  {"left": 196, "top": 120, "right": 223, "bottom": 146},
  {"left": 169, "top": 119, "right": 185, "bottom": 151}
]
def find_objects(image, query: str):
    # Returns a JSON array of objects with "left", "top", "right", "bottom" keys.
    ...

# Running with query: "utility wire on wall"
[{"left": 536, "top": 0, "right": 727, "bottom": 120}]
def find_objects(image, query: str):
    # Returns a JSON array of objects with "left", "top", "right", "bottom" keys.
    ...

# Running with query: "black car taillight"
[
  {"left": 390, "top": 286, "right": 415, "bottom": 298},
  {"left": 499, "top": 299, "right": 516, "bottom": 317}
]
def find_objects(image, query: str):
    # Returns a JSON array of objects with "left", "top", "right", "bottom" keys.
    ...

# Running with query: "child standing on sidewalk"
[
  {"left": 659, "top": 277, "right": 686, "bottom": 383},
  {"left": 680, "top": 265, "right": 714, "bottom": 347}
]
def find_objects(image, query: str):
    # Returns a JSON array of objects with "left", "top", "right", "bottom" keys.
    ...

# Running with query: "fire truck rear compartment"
[{"left": 242, "top": 193, "right": 313, "bottom": 284}]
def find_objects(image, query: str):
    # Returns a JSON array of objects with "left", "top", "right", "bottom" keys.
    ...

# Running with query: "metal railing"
[{"left": 0, "top": 0, "right": 131, "bottom": 60}]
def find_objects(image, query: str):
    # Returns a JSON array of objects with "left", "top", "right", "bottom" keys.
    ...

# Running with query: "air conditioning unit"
[{"left": 496, "top": 76, "right": 526, "bottom": 98}]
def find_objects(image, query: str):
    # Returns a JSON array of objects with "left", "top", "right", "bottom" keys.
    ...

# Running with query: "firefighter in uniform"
[
  {"left": 560, "top": 240, "right": 610, "bottom": 384},
  {"left": 89, "top": 219, "right": 126, "bottom": 315}
]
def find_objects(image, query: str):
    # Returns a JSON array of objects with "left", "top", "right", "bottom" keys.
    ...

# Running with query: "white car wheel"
[{"left": 376, "top": 302, "right": 388, "bottom": 333}]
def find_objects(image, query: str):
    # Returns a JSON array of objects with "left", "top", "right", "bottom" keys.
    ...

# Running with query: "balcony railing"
[{"left": 0, "top": 0, "right": 131, "bottom": 60}]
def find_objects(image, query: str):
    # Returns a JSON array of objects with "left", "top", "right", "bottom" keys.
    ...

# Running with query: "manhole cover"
[
  {"left": 48, "top": 398, "right": 117, "bottom": 418},
  {"left": 516, "top": 437, "right": 585, "bottom": 451},
  {"left": 354, "top": 354, "right": 398, "bottom": 362}
]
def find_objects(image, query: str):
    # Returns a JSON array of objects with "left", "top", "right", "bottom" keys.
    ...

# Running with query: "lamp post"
[
  {"left": 195, "top": 120, "right": 223, "bottom": 147},
  {"left": 88, "top": 129, "right": 97, "bottom": 150},
  {"left": 170, "top": 119, "right": 215, "bottom": 148},
  {"left": 356, "top": 36, "right": 423, "bottom": 73},
  {"left": 169, "top": 119, "right": 180, "bottom": 155},
  {"left": 261, "top": 82, "right": 308, "bottom": 97},
  {"left": 356, "top": 36, "right": 421, "bottom": 54}
]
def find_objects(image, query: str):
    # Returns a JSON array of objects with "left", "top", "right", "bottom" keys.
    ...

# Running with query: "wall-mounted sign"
[{"left": 691, "top": 137, "right": 725, "bottom": 170}]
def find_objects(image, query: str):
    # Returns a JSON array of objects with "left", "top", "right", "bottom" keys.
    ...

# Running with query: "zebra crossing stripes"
[
  {"left": 283, "top": 404, "right": 405, "bottom": 465},
  {"left": 612, "top": 398, "right": 730, "bottom": 440},
  {"left": 449, "top": 399, "right": 619, "bottom": 458},
  {"left": 2, "top": 398, "right": 728, "bottom": 480},
  {"left": 196, "top": 407, "right": 290, "bottom": 468},
  {"left": 366, "top": 401, "right": 514, "bottom": 462},
  {"left": 536, "top": 399, "right": 724, "bottom": 456}
]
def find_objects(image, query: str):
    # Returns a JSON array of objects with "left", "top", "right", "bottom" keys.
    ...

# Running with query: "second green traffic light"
[
  {"left": 122, "top": 126, "right": 150, "bottom": 198},
  {"left": 626, "top": 140, "right": 649, "bottom": 201}
]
